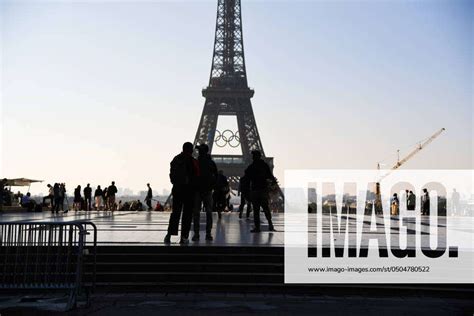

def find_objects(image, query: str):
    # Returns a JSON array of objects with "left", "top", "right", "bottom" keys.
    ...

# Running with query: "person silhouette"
[
  {"left": 108, "top": 181, "right": 118, "bottom": 211},
  {"left": 213, "top": 170, "right": 229, "bottom": 219},
  {"left": 84, "top": 183, "right": 92, "bottom": 211},
  {"left": 192, "top": 144, "right": 218, "bottom": 242},
  {"left": 0, "top": 178, "right": 7, "bottom": 212},
  {"left": 238, "top": 174, "right": 252, "bottom": 219},
  {"left": 245, "top": 150, "right": 275, "bottom": 233},
  {"left": 74, "top": 185, "right": 82, "bottom": 211},
  {"left": 145, "top": 183, "right": 153, "bottom": 211},
  {"left": 164, "top": 142, "right": 199, "bottom": 244},
  {"left": 94, "top": 185, "right": 103, "bottom": 210},
  {"left": 53, "top": 183, "right": 61, "bottom": 213},
  {"left": 421, "top": 188, "right": 430, "bottom": 216}
]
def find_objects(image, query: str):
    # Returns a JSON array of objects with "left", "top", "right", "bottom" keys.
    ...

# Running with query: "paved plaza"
[{"left": 1, "top": 210, "right": 472, "bottom": 249}]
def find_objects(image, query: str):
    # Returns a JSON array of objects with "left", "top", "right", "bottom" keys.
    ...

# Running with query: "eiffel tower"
[{"left": 194, "top": 0, "right": 281, "bottom": 201}]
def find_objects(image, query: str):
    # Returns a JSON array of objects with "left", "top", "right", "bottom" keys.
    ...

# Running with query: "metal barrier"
[{"left": 0, "top": 221, "right": 97, "bottom": 310}]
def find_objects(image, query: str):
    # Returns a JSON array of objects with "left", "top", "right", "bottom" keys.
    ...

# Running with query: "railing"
[{"left": 0, "top": 221, "right": 97, "bottom": 310}]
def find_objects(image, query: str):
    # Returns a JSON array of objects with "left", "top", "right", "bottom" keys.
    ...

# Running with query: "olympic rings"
[{"left": 215, "top": 129, "right": 240, "bottom": 148}]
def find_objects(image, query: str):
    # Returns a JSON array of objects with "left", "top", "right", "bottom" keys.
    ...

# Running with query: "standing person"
[
  {"left": 238, "top": 174, "right": 252, "bottom": 219},
  {"left": 60, "top": 183, "right": 68, "bottom": 213},
  {"left": 407, "top": 190, "right": 416, "bottom": 211},
  {"left": 103, "top": 187, "right": 108, "bottom": 210},
  {"left": 94, "top": 185, "right": 103, "bottom": 210},
  {"left": 42, "top": 184, "right": 54, "bottom": 210},
  {"left": 192, "top": 144, "right": 217, "bottom": 242},
  {"left": 145, "top": 183, "right": 153, "bottom": 211},
  {"left": 164, "top": 142, "right": 199, "bottom": 245},
  {"left": 421, "top": 188, "right": 430, "bottom": 216},
  {"left": 108, "top": 181, "right": 118, "bottom": 211},
  {"left": 74, "top": 185, "right": 82, "bottom": 211},
  {"left": 213, "top": 170, "right": 229, "bottom": 219},
  {"left": 391, "top": 193, "right": 399, "bottom": 215},
  {"left": 84, "top": 184, "right": 92, "bottom": 211},
  {"left": 245, "top": 150, "right": 275, "bottom": 233},
  {"left": 52, "top": 183, "right": 62, "bottom": 213},
  {"left": 404, "top": 189, "right": 409, "bottom": 209},
  {"left": 0, "top": 178, "right": 7, "bottom": 212}
]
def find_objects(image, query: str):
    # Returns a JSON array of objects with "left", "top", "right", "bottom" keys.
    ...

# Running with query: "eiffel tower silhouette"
[{"left": 194, "top": 0, "right": 282, "bottom": 202}]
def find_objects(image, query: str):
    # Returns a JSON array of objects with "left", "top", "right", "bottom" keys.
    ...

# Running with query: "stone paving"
[{"left": 2, "top": 292, "right": 473, "bottom": 315}]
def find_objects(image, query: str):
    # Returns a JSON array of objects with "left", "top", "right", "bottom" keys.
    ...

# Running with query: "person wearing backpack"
[
  {"left": 164, "top": 142, "right": 199, "bottom": 244},
  {"left": 192, "top": 144, "right": 218, "bottom": 242}
]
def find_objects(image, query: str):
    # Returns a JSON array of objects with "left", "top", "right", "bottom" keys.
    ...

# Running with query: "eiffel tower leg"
[
  {"left": 194, "top": 101, "right": 219, "bottom": 151},
  {"left": 236, "top": 100, "right": 264, "bottom": 158}
]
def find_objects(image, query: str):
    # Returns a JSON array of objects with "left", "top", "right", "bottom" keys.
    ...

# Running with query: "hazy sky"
[{"left": 1, "top": 0, "right": 472, "bottom": 195}]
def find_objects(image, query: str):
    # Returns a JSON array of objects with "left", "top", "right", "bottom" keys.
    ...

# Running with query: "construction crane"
[{"left": 374, "top": 128, "right": 446, "bottom": 210}]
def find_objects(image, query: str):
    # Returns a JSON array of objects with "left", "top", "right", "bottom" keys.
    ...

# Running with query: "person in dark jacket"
[
  {"left": 103, "top": 187, "right": 108, "bottom": 210},
  {"left": 0, "top": 178, "right": 6, "bottom": 212},
  {"left": 73, "top": 185, "right": 82, "bottom": 211},
  {"left": 94, "top": 185, "right": 103, "bottom": 210},
  {"left": 84, "top": 183, "right": 92, "bottom": 211},
  {"left": 60, "top": 183, "right": 67, "bottom": 213},
  {"left": 213, "top": 170, "right": 229, "bottom": 219},
  {"left": 245, "top": 150, "right": 275, "bottom": 232},
  {"left": 164, "top": 142, "right": 199, "bottom": 244},
  {"left": 192, "top": 144, "right": 218, "bottom": 241},
  {"left": 238, "top": 174, "right": 252, "bottom": 219},
  {"left": 53, "top": 183, "right": 61, "bottom": 213},
  {"left": 108, "top": 181, "right": 118, "bottom": 211},
  {"left": 421, "top": 188, "right": 430, "bottom": 215},
  {"left": 407, "top": 190, "right": 416, "bottom": 211},
  {"left": 145, "top": 183, "right": 153, "bottom": 210}
]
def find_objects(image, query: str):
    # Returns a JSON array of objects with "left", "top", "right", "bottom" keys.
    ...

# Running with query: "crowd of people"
[
  {"left": 38, "top": 181, "right": 147, "bottom": 212},
  {"left": 390, "top": 188, "right": 434, "bottom": 215},
  {"left": 2, "top": 141, "right": 277, "bottom": 243},
  {"left": 164, "top": 142, "right": 278, "bottom": 244}
]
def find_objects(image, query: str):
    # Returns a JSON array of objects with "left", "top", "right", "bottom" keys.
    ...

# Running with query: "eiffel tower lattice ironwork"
[{"left": 194, "top": 0, "right": 282, "bottom": 205}]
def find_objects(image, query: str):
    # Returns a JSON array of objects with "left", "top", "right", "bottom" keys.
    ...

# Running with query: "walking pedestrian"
[
  {"left": 145, "top": 183, "right": 153, "bottom": 211},
  {"left": 245, "top": 150, "right": 275, "bottom": 233}
]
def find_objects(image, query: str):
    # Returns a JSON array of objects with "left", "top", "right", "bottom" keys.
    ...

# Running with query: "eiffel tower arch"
[{"left": 194, "top": 0, "right": 282, "bottom": 205}]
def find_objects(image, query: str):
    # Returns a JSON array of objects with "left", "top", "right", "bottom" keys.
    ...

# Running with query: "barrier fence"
[{"left": 0, "top": 221, "right": 97, "bottom": 310}]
